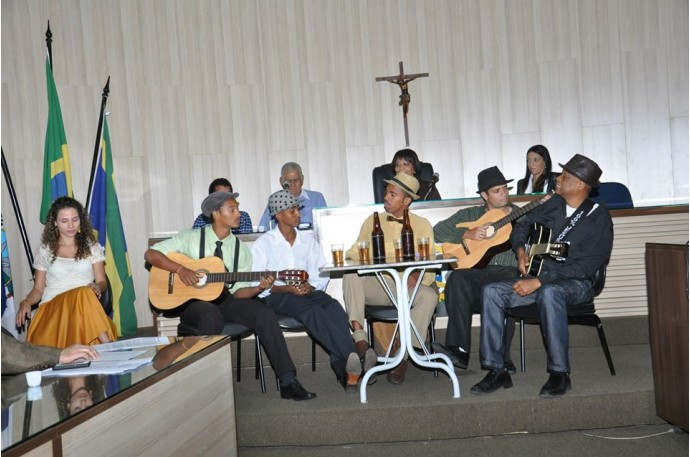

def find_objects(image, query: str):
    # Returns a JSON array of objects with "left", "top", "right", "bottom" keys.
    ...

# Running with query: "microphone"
[
  {"left": 282, "top": 181, "right": 290, "bottom": 191},
  {"left": 423, "top": 173, "right": 440, "bottom": 200}
]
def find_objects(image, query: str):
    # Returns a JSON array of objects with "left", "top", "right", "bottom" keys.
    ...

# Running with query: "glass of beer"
[
  {"left": 394, "top": 239, "right": 403, "bottom": 262},
  {"left": 417, "top": 237, "right": 430, "bottom": 260},
  {"left": 357, "top": 241, "right": 370, "bottom": 263},
  {"left": 331, "top": 244, "right": 344, "bottom": 266}
]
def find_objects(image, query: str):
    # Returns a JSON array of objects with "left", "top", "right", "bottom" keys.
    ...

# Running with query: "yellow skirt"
[{"left": 27, "top": 286, "right": 118, "bottom": 348}]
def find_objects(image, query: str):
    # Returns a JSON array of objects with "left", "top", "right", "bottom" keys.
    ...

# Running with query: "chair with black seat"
[
  {"left": 99, "top": 276, "right": 113, "bottom": 316},
  {"left": 365, "top": 300, "right": 442, "bottom": 377},
  {"left": 372, "top": 162, "right": 435, "bottom": 203},
  {"left": 256, "top": 314, "right": 317, "bottom": 391},
  {"left": 177, "top": 318, "right": 268, "bottom": 392},
  {"left": 504, "top": 262, "right": 615, "bottom": 375},
  {"left": 589, "top": 182, "right": 633, "bottom": 210}
]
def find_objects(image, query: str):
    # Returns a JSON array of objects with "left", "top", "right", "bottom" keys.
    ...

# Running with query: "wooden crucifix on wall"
[{"left": 376, "top": 61, "right": 429, "bottom": 146}]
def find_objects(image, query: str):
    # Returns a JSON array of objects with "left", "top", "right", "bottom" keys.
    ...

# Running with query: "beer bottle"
[
  {"left": 371, "top": 212, "right": 386, "bottom": 263},
  {"left": 401, "top": 209, "right": 415, "bottom": 261}
]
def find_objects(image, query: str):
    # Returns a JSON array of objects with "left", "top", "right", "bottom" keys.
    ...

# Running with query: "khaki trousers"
[{"left": 343, "top": 273, "right": 438, "bottom": 348}]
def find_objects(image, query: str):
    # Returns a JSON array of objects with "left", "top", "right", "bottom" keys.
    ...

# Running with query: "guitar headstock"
[{"left": 278, "top": 269, "right": 309, "bottom": 284}]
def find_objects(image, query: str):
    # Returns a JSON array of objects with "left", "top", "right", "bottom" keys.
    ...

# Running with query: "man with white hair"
[{"left": 258, "top": 162, "right": 327, "bottom": 230}]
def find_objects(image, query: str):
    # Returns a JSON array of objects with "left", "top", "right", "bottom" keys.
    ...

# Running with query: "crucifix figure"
[{"left": 376, "top": 61, "right": 429, "bottom": 146}]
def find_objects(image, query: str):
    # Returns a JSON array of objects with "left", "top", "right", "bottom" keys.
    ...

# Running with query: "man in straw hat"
[
  {"left": 432, "top": 166, "right": 522, "bottom": 371},
  {"left": 251, "top": 190, "right": 362, "bottom": 392},
  {"left": 343, "top": 172, "right": 438, "bottom": 385},
  {"left": 146, "top": 191, "right": 316, "bottom": 401},
  {"left": 471, "top": 154, "right": 613, "bottom": 398}
]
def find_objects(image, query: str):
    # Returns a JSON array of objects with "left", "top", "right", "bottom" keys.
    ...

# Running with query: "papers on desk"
[
  {"left": 97, "top": 350, "right": 147, "bottom": 361},
  {"left": 42, "top": 358, "right": 152, "bottom": 377},
  {"left": 94, "top": 337, "right": 169, "bottom": 352}
]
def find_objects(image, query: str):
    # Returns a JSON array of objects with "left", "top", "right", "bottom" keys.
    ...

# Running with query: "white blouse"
[{"left": 33, "top": 243, "right": 105, "bottom": 304}]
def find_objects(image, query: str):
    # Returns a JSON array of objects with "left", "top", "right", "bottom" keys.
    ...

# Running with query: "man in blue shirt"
[
  {"left": 192, "top": 178, "right": 253, "bottom": 234},
  {"left": 257, "top": 162, "right": 326, "bottom": 230}
]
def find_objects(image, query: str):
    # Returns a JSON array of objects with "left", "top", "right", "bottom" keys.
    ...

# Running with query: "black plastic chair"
[
  {"left": 372, "top": 162, "right": 434, "bottom": 203},
  {"left": 589, "top": 182, "right": 633, "bottom": 210},
  {"left": 365, "top": 300, "right": 442, "bottom": 377},
  {"left": 504, "top": 263, "right": 615, "bottom": 375}
]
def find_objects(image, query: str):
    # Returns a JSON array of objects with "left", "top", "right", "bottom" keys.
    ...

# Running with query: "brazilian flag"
[
  {"left": 87, "top": 117, "right": 137, "bottom": 336},
  {"left": 40, "top": 56, "right": 72, "bottom": 224}
]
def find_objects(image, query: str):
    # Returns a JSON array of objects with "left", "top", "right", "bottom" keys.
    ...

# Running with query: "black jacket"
[{"left": 510, "top": 194, "right": 613, "bottom": 284}]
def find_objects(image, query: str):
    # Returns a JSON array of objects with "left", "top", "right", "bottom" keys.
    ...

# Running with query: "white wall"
[{"left": 2, "top": 0, "right": 687, "bottom": 328}]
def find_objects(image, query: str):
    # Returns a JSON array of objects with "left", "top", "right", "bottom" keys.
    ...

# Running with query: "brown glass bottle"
[
  {"left": 401, "top": 209, "right": 415, "bottom": 261},
  {"left": 371, "top": 212, "right": 386, "bottom": 263}
]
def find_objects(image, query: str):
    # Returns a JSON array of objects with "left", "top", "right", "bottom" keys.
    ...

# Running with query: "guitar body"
[
  {"left": 149, "top": 253, "right": 227, "bottom": 310},
  {"left": 441, "top": 209, "right": 512, "bottom": 269},
  {"left": 525, "top": 223, "right": 569, "bottom": 276},
  {"left": 526, "top": 224, "right": 551, "bottom": 277},
  {"left": 148, "top": 252, "right": 309, "bottom": 311}
]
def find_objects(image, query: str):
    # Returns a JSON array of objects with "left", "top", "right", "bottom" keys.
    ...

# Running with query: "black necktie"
[
  {"left": 386, "top": 216, "right": 403, "bottom": 224},
  {"left": 214, "top": 241, "right": 223, "bottom": 260}
]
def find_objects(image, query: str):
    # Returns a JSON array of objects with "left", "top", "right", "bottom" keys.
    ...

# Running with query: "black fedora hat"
[
  {"left": 558, "top": 154, "right": 602, "bottom": 188},
  {"left": 477, "top": 166, "right": 514, "bottom": 193}
]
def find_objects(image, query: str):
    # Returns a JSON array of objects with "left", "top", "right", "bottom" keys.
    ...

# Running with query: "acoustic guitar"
[
  {"left": 525, "top": 223, "right": 569, "bottom": 276},
  {"left": 441, "top": 193, "right": 552, "bottom": 269},
  {"left": 149, "top": 252, "right": 308, "bottom": 311}
]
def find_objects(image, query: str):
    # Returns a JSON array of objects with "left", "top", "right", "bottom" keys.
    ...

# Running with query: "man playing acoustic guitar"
[
  {"left": 471, "top": 154, "right": 613, "bottom": 398},
  {"left": 145, "top": 191, "right": 316, "bottom": 401},
  {"left": 251, "top": 190, "right": 361, "bottom": 392},
  {"left": 432, "top": 167, "right": 522, "bottom": 371}
]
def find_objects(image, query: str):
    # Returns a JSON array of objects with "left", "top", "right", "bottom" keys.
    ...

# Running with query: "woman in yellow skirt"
[{"left": 15, "top": 197, "right": 118, "bottom": 348}]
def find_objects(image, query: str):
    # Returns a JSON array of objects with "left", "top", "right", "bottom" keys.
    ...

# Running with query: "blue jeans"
[{"left": 480, "top": 279, "right": 594, "bottom": 373}]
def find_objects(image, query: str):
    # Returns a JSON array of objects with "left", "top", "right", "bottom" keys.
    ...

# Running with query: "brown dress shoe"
[{"left": 386, "top": 360, "right": 408, "bottom": 385}]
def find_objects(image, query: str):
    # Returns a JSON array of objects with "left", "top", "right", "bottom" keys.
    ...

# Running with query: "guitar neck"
[
  {"left": 205, "top": 271, "right": 279, "bottom": 284},
  {"left": 491, "top": 192, "right": 552, "bottom": 230}
]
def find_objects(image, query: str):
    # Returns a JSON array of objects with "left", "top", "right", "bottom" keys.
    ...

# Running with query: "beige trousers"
[{"left": 343, "top": 273, "right": 438, "bottom": 348}]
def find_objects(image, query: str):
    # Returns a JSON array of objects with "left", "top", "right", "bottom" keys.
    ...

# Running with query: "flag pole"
[
  {"left": 86, "top": 76, "right": 110, "bottom": 210},
  {"left": 45, "top": 21, "right": 53, "bottom": 70},
  {"left": 1, "top": 148, "right": 35, "bottom": 276}
]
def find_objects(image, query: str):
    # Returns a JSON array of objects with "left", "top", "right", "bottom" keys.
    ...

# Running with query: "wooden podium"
[{"left": 645, "top": 242, "right": 689, "bottom": 431}]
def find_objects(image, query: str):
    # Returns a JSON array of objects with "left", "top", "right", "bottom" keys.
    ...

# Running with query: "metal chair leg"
[
  {"left": 236, "top": 338, "right": 242, "bottom": 383},
  {"left": 520, "top": 319, "right": 526, "bottom": 373}
]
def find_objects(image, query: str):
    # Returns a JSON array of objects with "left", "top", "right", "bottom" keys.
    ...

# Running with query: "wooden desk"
[
  {"left": 2, "top": 337, "right": 237, "bottom": 457},
  {"left": 645, "top": 243, "right": 689, "bottom": 431}
]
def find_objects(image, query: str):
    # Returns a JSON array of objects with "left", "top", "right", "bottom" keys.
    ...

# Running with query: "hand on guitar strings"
[
  {"left": 512, "top": 278, "right": 541, "bottom": 296},
  {"left": 177, "top": 266, "right": 202, "bottom": 286},
  {"left": 464, "top": 226, "right": 490, "bottom": 241}
]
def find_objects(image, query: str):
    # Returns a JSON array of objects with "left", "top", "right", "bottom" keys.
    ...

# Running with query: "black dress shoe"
[
  {"left": 470, "top": 370, "right": 513, "bottom": 395},
  {"left": 504, "top": 360, "right": 517, "bottom": 375},
  {"left": 539, "top": 372, "right": 571, "bottom": 398},
  {"left": 280, "top": 379, "right": 317, "bottom": 401},
  {"left": 431, "top": 342, "right": 469, "bottom": 369}
]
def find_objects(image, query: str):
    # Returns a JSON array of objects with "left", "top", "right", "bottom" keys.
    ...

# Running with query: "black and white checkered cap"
[{"left": 268, "top": 190, "right": 302, "bottom": 216}]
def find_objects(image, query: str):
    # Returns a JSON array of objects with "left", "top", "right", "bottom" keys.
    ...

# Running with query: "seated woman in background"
[
  {"left": 192, "top": 178, "right": 253, "bottom": 233},
  {"left": 516, "top": 144, "right": 559, "bottom": 194},
  {"left": 16, "top": 197, "right": 117, "bottom": 348},
  {"left": 391, "top": 148, "right": 441, "bottom": 201}
]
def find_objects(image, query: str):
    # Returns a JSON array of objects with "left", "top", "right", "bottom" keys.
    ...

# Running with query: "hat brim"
[
  {"left": 201, "top": 192, "right": 240, "bottom": 217},
  {"left": 383, "top": 177, "right": 420, "bottom": 200},
  {"left": 477, "top": 180, "right": 514, "bottom": 194},
  {"left": 558, "top": 163, "right": 600, "bottom": 187},
  {"left": 270, "top": 203, "right": 304, "bottom": 217}
]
